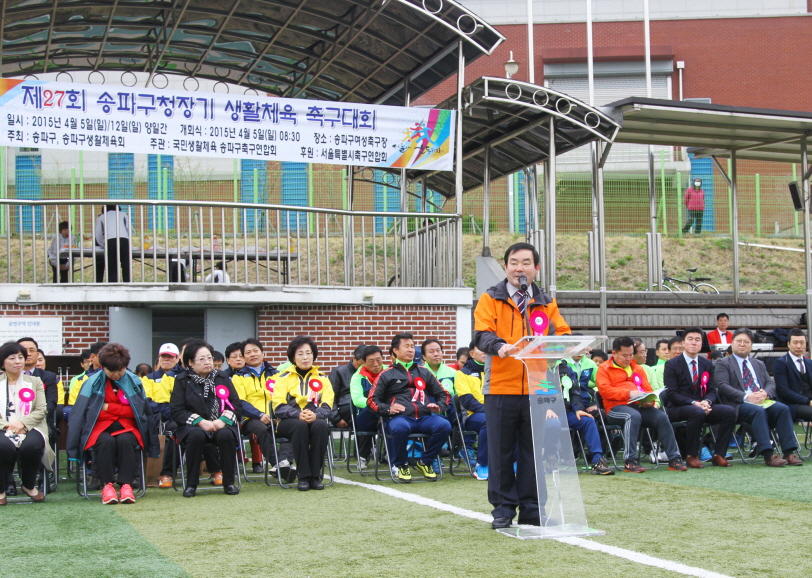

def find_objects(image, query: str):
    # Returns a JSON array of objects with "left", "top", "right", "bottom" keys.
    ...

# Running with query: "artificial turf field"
[{"left": 6, "top": 449, "right": 811, "bottom": 578}]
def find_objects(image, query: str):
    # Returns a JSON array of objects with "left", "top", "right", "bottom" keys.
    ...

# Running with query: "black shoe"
[
  {"left": 308, "top": 477, "right": 324, "bottom": 490},
  {"left": 252, "top": 464, "right": 264, "bottom": 474},
  {"left": 6, "top": 483, "right": 17, "bottom": 496},
  {"left": 87, "top": 476, "right": 101, "bottom": 491},
  {"left": 224, "top": 484, "right": 239, "bottom": 495},
  {"left": 297, "top": 479, "right": 310, "bottom": 491},
  {"left": 491, "top": 517, "right": 512, "bottom": 529},
  {"left": 518, "top": 517, "right": 540, "bottom": 526},
  {"left": 183, "top": 487, "right": 196, "bottom": 498}
]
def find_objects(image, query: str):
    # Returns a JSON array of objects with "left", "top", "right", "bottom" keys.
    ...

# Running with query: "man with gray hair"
[{"left": 714, "top": 328, "right": 802, "bottom": 467}]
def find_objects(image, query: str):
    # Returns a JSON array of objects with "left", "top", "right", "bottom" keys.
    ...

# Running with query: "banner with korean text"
[{"left": 0, "top": 79, "right": 455, "bottom": 171}]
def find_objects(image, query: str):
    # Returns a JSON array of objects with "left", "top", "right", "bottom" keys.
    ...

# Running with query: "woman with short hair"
[
  {"left": 67, "top": 343, "right": 157, "bottom": 504},
  {"left": 272, "top": 335, "right": 333, "bottom": 491},
  {"left": 0, "top": 341, "right": 53, "bottom": 504},
  {"left": 170, "top": 340, "right": 242, "bottom": 497}
]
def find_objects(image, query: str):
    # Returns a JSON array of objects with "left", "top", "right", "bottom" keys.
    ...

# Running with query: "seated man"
[
  {"left": 328, "top": 343, "right": 366, "bottom": 429},
  {"left": 596, "top": 336, "right": 687, "bottom": 473},
  {"left": 368, "top": 332, "right": 451, "bottom": 482},
  {"left": 556, "top": 360, "right": 613, "bottom": 476},
  {"left": 707, "top": 312, "right": 733, "bottom": 350},
  {"left": 348, "top": 345, "right": 385, "bottom": 469},
  {"left": 141, "top": 343, "right": 182, "bottom": 488},
  {"left": 454, "top": 344, "right": 489, "bottom": 480},
  {"left": 663, "top": 326, "right": 736, "bottom": 468},
  {"left": 231, "top": 338, "right": 290, "bottom": 477},
  {"left": 715, "top": 328, "right": 802, "bottom": 467},
  {"left": 773, "top": 328, "right": 812, "bottom": 423}
]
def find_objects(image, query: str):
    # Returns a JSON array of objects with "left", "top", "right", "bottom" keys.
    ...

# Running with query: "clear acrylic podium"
[{"left": 496, "top": 335, "right": 608, "bottom": 540}]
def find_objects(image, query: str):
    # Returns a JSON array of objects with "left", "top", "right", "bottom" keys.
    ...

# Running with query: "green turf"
[{"left": 9, "top": 453, "right": 812, "bottom": 578}]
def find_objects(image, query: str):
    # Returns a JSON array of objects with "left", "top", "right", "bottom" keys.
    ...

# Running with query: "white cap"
[{"left": 158, "top": 343, "right": 180, "bottom": 357}]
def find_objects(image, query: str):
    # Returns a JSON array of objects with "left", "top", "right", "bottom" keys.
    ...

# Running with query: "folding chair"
[
  {"left": 449, "top": 396, "right": 476, "bottom": 477},
  {"left": 770, "top": 425, "right": 804, "bottom": 462},
  {"left": 265, "top": 409, "right": 335, "bottom": 488},
  {"left": 374, "top": 421, "right": 444, "bottom": 483},
  {"left": 171, "top": 434, "right": 242, "bottom": 494},
  {"left": 78, "top": 448, "right": 146, "bottom": 500},
  {"left": 330, "top": 425, "right": 351, "bottom": 465},
  {"left": 594, "top": 391, "right": 660, "bottom": 470},
  {"left": 6, "top": 460, "right": 50, "bottom": 503},
  {"left": 346, "top": 408, "right": 379, "bottom": 476},
  {"left": 238, "top": 433, "right": 266, "bottom": 483}
]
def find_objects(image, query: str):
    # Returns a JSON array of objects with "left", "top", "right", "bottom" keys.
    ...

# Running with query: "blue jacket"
[{"left": 66, "top": 369, "right": 158, "bottom": 460}]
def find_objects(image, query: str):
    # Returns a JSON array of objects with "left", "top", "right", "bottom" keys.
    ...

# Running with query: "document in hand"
[{"left": 629, "top": 391, "right": 658, "bottom": 404}]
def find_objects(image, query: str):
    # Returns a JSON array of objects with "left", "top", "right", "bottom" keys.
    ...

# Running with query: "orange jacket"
[
  {"left": 595, "top": 358, "right": 652, "bottom": 413},
  {"left": 474, "top": 280, "right": 571, "bottom": 395}
]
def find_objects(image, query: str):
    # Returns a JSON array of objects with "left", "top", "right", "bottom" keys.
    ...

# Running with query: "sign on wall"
[
  {"left": 0, "top": 316, "right": 63, "bottom": 355},
  {"left": 0, "top": 79, "right": 455, "bottom": 171}
]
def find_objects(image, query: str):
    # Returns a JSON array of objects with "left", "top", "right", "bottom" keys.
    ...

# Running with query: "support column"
[
  {"left": 648, "top": 145, "right": 657, "bottom": 289},
  {"left": 802, "top": 135, "right": 812, "bottom": 353},
  {"left": 345, "top": 166, "right": 355, "bottom": 286},
  {"left": 454, "top": 40, "right": 465, "bottom": 287},
  {"left": 590, "top": 141, "right": 599, "bottom": 291},
  {"left": 547, "top": 117, "right": 556, "bottom": 297},
  {"left": 482, "top": 144, "right": 491, "bottom": 257},
  {"left": 400, "top": 80, "right": 410, "bottom": 286},
  {"left": 596, "top": 141, "right": 608, "bottom": 336},
  {"left": 730, "top": 150, "right": 740, "bottom": 301}
]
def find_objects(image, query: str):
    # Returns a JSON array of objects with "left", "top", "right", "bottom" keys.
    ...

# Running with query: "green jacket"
[
  {"left": 425, "top": 362, "right": 456, "bottom": 396},
  {"left": 350, "top": 366, "right": 386, "bottom": 409}
]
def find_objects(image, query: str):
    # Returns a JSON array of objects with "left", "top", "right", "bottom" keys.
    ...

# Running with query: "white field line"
[{"left": 334, "top": 476, "right": 735, "bottom": 578}]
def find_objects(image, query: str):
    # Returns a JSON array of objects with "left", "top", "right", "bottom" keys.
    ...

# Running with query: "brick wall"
[
  {"left": 0, "top": 304, "right": 108, "bottom": 355},
  {"left": 418, "top": 15, "right": 812, "bottom": 110},
  {"left": 257, "top": 304, "right": 458, "bottom": 369}
]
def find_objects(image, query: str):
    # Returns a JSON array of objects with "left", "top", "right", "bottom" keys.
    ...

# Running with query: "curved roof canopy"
[
  {"left": 1, "top": 0, "right": 504, "bottom": 106},
  {"left": 370, "top": 77, "right": 619, "bottom": 198}
]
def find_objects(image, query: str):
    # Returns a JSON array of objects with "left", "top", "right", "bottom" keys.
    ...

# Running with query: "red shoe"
[
  {"left": 101, "top": 483, "right": 118, "bottom": 505},
  {"left": 119, "top": 484, "right": 136, "bottom": 504}
]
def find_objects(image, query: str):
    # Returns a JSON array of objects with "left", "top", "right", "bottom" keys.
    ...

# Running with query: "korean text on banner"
[{"left": 0, "top": 80, "right": 455, "bottom": 171}]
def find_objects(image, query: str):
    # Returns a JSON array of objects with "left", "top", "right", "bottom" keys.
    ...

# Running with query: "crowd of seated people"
[{"left": 4, "top": 311, "right": 809, "bottom": 505}]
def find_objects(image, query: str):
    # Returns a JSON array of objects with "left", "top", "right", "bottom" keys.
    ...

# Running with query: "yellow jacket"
[
  {"left": 271, "top": 366, "right": 334, "bottom": 421},
  {"left": 68, "top": 369, "right": 100, "bottom": 406},
  {"left": 454, "top": 359, "right": 486, "bottom": 417},
  {"left": 141, "top": 368, "right": 177, "bottom": 404},
  {"left": 231, "top": 362, "right": 277, "bottom": 420}
]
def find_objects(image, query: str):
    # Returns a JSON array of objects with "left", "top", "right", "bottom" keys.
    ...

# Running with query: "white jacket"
[{"left": 94, "top": 209, "right": 131, "bottom": 245}]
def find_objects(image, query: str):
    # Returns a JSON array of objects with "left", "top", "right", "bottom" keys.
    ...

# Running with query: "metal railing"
[{"left": 0, "top": 199, "right": 460, "bottom": 288}]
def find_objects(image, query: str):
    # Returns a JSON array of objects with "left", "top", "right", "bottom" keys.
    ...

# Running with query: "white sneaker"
[
  {"left": 657, "top": 451, "right": 668, "bottom": 462},
  {"left": 649, "top": 451, "right": 658, "bottom": 464},
  {"left": 358, "top": 457, "right": 368, "bottom": 470}
]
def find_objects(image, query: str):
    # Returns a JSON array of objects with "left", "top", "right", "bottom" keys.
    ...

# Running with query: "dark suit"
[
  {"left": 663, "top": 354, "right": 735, "bottom": 457},
  {"left": 773, "top": 353, "right": 812, "bottom": 422},
  {"left": 715, "top": 354, "right": 798, "bottom": 457}
]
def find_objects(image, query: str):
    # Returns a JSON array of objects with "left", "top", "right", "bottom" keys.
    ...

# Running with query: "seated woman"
[
  {"left": 272, "top": 335, "right": 334, "bottom": 491},
  {"left": 67, "top": 343, "right": 157, "bottom": 505},
  {"left": 0, "top": 341, "right": 54, "bottom": 504},
  {"left": 170, "top": 340, "right": 241, "bottom": 497}
]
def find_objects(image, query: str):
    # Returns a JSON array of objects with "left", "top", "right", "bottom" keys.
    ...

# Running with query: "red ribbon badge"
[
  {"left": 700, "top": 371, "right": 710, "bottom": 396},
  {"left": 117, "top": 389, "right": 130, "bottom": 405},
  {"left": 529, "top": 310, "right": 549, "bottom": 336},
  {"left": 411, "top": 377, "right": 427, "bottom": 404},
  {"left": 631, "top": 373, "right": 644, "bottom": 391},
  {"left": 265, "top": 378, "right": 275, "bottom": 394},
  {"left": 215, "top": 384, "right": 234, "bottom": 413},
  {"left": 18, "top": 387, "right": 35, "bottom": 415},
  {"left": 308, "top": 378, "right": 323, "bottom": 405}
]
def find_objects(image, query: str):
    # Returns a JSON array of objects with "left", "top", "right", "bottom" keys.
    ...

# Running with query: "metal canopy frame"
[
  {"left": 366, "top": 77, "right": 619, "bottom": 199},
  {"left": 1, "top": 0, "right": 504, "bottom": 106},
  {"left": 602, "top": 97, "right": 812, "bottom": 346}
]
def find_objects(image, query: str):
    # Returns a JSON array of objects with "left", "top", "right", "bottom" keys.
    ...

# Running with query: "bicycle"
[{"left": 662, "top": 266, "right": 719, "bottom": 294}]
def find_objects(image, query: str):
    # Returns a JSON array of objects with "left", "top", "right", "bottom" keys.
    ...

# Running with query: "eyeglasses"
[{"left": 194, "top": 355, "right": 213, "bottom": 363}]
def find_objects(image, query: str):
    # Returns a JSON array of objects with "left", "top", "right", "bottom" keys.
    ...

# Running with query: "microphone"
[{"left": 518, "top": 275, "right": 528, "bottom": 292}]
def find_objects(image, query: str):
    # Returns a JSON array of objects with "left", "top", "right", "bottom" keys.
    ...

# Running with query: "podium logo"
[{"left": 533, "top": 379, "right": 558, "bottom": 396}]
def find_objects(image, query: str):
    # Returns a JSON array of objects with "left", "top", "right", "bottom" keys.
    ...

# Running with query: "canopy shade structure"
[
  {"left": 603, "top": 97, "right": 812, "bottom": 164},
  {"left": 380, "top": 77, "right": 619, "bottom": 198},
  {"left": 0, "top": 0, "right": 504, "bottom": 106}
]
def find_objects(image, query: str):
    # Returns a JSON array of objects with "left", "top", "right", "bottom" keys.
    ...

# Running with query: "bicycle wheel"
[{"left": 692, "top": 283, "right": 719, "bottom": 294}]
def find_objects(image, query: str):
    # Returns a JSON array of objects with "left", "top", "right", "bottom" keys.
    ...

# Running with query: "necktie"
[
  {"left": 798, "top": 358, "right": 805, "bottom": 375},
  {"left": 515, "top": 291, "right": 526, "bottom": 315},
  {"left": 24, "top": 371, "right": 31, "bottom": 376},
  {"left": 690, "top": 359, "right": 698, "bottom": 383},
  {"left": 742, "top": 361, "right": 760, "bottom": 393}
]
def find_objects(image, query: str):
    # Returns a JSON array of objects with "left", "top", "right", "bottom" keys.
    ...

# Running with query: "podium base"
[{"left": 496, "top": 524, "right": 606, "bottom": 540}]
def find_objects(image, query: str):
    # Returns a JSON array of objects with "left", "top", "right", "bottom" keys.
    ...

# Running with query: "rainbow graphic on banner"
[
  {"left": 0, "top": 79, "right": 25, "bottom": 107},
  {"left": 384, "top": 109, "right": 453, "bottom": 170}
]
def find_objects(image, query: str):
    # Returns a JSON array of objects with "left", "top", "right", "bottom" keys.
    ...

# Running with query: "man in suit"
[
  {"left": 715, "top": 328, "right": 802, "bottom": 467},
  {"left": 773, "top": 328, "right": 812, "bottom": 422},
  {"left": 707, "top": 313, "right": 733, "bottom": 349},
  {"left": 663, "top": 326, "right": 736, "bottom": 468}
]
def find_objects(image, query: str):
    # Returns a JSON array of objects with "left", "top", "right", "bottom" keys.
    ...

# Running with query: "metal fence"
[{"left": 0, "top": 199, "right": 459, "bottom": 288}]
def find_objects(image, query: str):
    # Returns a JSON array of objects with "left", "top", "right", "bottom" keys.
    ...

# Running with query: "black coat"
[
  {"left": 773, "top": 353, "right": 812, "bottom": 414},
  {"left": 328, "top": 361, "right": 356, "bottom": 424},
  {"left": 170, "top": 370, "right": 242, "bottom": 441},
  {"left": 663, "top": 354, "right": 718, "bottom": 407},
  {"left": 368, "top": 362, "right": 449, "bottom": 418}
]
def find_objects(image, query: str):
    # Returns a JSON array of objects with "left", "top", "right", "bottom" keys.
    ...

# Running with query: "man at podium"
[{"left": 474, "top": 242, "right": 571, "bottom": 530}]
